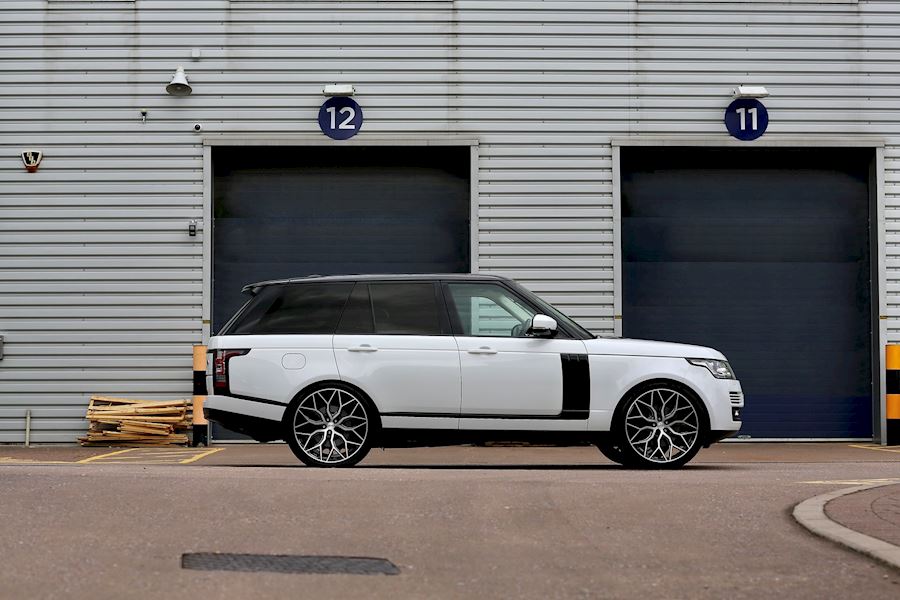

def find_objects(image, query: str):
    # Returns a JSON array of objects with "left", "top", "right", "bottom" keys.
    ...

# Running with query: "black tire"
[
  {"left": 610, "top": 381, "right": 706, "bottom": 469},
  {"left": 284, "top": 382, "right": 376, "bottom": 468},
  {"left": 595, "top": 437, "right": 627, "bottom": 466}
]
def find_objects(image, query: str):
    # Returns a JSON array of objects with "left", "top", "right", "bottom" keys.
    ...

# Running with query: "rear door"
[{"left": 333, "top": 282, "right": 461, "bottom": 419}]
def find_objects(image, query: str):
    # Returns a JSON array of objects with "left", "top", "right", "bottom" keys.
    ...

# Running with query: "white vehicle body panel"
[
  {"left": 209, "top": 334, "right": 340, "bottom": 404},
  {"left": 456, "top": 337, "right": 587, "bottom": 416},
  {"left": 584, "top": 353, "right": 743, "bottom": 432},
  {"left": 583, "top": 337, "right": 725, "bottom": 361},
  {"left": 333, "top": 334, "right": 461, "bottom": 416}
]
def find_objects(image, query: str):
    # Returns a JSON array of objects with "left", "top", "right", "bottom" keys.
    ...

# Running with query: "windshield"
[{"left": 510, "top": 282, "right": 596, "bottom": 339}]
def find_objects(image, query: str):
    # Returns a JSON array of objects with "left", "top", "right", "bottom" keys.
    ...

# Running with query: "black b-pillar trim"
[{"left": 560, "top": 353, "right": 590, "bottom": 419}]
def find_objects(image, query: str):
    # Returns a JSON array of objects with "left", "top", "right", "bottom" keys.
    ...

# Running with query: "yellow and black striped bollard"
[
  {"left": 192, "top": 345, "right": 209, "bottom": 447},
  {"left": 886, "top": 345, "right": 900, "bottom": 445}
]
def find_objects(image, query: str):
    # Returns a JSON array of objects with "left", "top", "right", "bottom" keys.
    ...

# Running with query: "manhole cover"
[{"left": 181, "top": 553, "right": 400, "bottom": 575}]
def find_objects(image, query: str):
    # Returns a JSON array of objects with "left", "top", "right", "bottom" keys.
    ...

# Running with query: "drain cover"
[{"left": 181, "top": 553, "right": 400, "bottom": 575}]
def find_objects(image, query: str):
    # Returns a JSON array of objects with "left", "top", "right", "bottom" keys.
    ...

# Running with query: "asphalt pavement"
[{"left": 0, "top": 442, "right": 898, "bottom": 599}]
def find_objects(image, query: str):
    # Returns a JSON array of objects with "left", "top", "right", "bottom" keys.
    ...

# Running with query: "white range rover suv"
[{"left": 205, "top": 274, "right": 743, "bottom": 468}]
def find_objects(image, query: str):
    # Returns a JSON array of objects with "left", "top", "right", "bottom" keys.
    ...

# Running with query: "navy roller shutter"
[
  {"left": 211, "top": 146, "right": 470, "bottom": 440},
  {"left": 621, "top": 148, "right": 873, "bottom": 439}
]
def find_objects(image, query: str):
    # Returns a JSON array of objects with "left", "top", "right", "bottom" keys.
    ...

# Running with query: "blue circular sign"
[
  {"left": 724, "top": 98, "right": 768, "bottom": 141},
  {"left": 318, "top": 97, "right": 363, "bottom": 140}
]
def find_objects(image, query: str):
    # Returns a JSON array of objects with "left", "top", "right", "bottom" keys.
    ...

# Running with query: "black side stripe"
[
  {"left": 560, "top": 353, "right": 590, "bottom": 419},
  {"left": 228, "top": 393, "right": 289, "bottom": 408}
]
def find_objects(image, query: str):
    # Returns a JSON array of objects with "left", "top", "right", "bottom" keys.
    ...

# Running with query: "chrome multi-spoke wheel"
[
  {"left": 287, "top": 386, "right": 372, "bottom": 467},
  {"left": 613, "top": 385, "right": 704, "bottom": 469}
]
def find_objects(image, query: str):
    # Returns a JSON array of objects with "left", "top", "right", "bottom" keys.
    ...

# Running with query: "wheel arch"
[
  {"left": 282, "top": 379, "right": 383, "bottom": 433},
  {"left": 611, "top": 378, "right": 711, "bottom": 434}
]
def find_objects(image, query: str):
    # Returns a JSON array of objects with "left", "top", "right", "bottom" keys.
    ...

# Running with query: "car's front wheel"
[
  {"left": 611, "top": 383, "right": 705, "bottom": 469},
  {"left": 285, "top": 384, "right": 374, "bottom": 467}
]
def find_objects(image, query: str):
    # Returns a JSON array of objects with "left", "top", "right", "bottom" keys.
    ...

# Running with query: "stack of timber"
[{"left": 80, "top": 396, "right": 193, "bottom": 446}]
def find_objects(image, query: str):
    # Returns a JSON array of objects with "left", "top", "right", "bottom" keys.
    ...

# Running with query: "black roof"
[{"left": 241, "top": 273, "right": 511, "bottom": 293}]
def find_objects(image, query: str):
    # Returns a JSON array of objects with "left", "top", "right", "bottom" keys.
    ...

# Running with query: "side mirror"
[{"left": 528, "top": 314, "right": 558, "bottom": 338}]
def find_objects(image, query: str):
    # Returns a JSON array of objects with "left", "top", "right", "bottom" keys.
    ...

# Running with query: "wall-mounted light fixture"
[
  {"left": 166, "top": 66, "right": 192, "bottom": 96},
  {"left": 732, "top": 85, "right": 769, "bottom": 99},
  {"left": 323, "top": 84, "right": 355, "bottom": 97}
]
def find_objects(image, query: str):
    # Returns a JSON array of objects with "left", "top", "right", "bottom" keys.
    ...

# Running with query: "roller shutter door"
[
  {"left": 622, "top": 148, "right": 873, "bottom": 439},
  {"left": 211, "top": 146, "right": 470, "bottom": 439}
]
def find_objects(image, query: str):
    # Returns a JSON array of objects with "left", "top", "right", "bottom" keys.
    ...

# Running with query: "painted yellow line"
[
  {"left": 802, "top": 478, "right": 900, "bottom": 485},
  {"left": 178, "top": 447, "right": 223, "bottom": 464},
  {"left": 0, "top": 457, "right": 74, "bottom": 465},
  {"left": 90, "top": 460, "right": 200, "bottom": 465},
  {"left": 848, "top": 443, "right": 900, "bottom": 454},
  {"left": 130, "top": 450, "right": 209, "bottom": 456},
  {"left": 1, "top": 447, "right": 223, "bottom": 466},
  {"left": 76, "top": 448, "right": 139, "bottom": 463},
  {"left": 86, "top": 456, "right": 183, "bottom": 462},
  {"left": 109, "top": 454, "right": 195, "bottom": 459},
  {"left": 75, "top": 447, "right": 223, "bottom": 465}
]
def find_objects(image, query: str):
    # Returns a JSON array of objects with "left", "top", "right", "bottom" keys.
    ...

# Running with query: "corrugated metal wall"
[{"left": 0, "top": 0, "right": 896, "bottom": 441}]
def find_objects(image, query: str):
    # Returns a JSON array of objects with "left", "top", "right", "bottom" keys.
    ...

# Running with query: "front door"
[{"left": 443, "top": 282, "right": 587, "bottom": 419}]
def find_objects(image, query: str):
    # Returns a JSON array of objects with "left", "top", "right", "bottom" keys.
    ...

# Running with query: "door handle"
[
  {"left": 348, "top": 344, "right": 378, "bottom": 353},
  {"left": 467, "top": 346, "right": 497, "bottom": 355}
]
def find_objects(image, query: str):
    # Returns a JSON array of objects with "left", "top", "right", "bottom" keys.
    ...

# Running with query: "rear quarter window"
[{"left": 221, "top": 282, "right": 353, "bottom": 335}]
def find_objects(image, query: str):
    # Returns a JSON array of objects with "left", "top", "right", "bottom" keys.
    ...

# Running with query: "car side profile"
[{"left": 205, "top": 274, "right": 743, "bottom": 468}]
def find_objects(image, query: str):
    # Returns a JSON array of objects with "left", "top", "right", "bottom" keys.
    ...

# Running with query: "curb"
[{"left": 793, "top": 483, "right": 900, "bottom": 570}]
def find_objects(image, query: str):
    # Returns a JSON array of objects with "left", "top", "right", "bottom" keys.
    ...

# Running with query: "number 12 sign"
[
  {"left": 318, "top": 97, "right": 364, "bottom": 140},
  {"left": 724, "top": 98, "right": 768, "bottom": 141}
]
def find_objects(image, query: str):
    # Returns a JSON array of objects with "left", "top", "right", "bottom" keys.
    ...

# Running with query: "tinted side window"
[
  {"left": 225, "top": 283, "right": 353, "bottom": 335},
  {"left": 336, "top": 283, "right": 374, "bottom": 334},
  {"left": 370, "top": 283, "right": 442, "bottom": 335}
]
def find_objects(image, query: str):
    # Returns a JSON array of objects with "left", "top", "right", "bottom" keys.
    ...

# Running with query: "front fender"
[{"left": 587, "top": 355, "right": 738, "bottom": 432}]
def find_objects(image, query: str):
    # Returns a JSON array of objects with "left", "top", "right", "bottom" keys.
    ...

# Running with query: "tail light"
[{"left": 212, "top": 349, "right": 249, "bottom": 394}]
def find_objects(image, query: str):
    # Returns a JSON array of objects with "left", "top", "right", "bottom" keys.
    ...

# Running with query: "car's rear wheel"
[
  {"left": 611, "top": 383, "right": 705, "bottom": 469},
  {"left": 285, "top": 384, "right": 374, "bottom": 467}
]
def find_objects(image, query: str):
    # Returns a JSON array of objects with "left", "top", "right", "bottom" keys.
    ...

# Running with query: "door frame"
[{"left": 611, "top": 137, "right": 886, "bottom": 443}]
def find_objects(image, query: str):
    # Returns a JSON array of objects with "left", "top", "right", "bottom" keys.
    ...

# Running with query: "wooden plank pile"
[{"left": 80, "top": 396, "right": 193, "bottom": 446}]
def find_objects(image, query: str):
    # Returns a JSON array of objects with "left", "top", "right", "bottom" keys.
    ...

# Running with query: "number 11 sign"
[
  {"left": 318, "top": 97, "right": 364, "bottom": 140},
  {"left": 724, "top": 98, "right": 768, "bottom": 141}
]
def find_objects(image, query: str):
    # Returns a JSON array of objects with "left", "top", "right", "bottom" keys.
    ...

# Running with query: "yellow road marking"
[
  {"left": 178, "top": 447, "right": 223, "bottom": 464},
  {"left": 2, "top": 447, "right": 224, "bottom": 466},
  {"left": 78, "top": 447, "right": 224, "bottom": 465},
  {"left": 76, "top": 448, "right": 139, "bottom": 463},
  {"left": 848, "top": 443, "right": 900, "bottom": 454},
  {"left": 802, "top": 478, "right": 900, "bottom": 485},
  {"left": 84, "top": 459, "right": 208, "bottom": 465},
  {"left": 0, "top": 457, "right": 74, "bottom": 465}
]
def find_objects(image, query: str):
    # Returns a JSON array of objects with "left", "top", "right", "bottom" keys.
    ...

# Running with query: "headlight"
[{"left": 687, "top": 358, "right": 736, "bottom": 380}]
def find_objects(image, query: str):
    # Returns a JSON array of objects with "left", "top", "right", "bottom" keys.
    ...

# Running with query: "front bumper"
[{"left": 702, "top": 378, "right": 744, "bottom": 433}]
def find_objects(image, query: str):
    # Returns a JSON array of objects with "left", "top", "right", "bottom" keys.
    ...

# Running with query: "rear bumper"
[
  {"left": 204, "top": 394, "right": 286, "bottom": 422},
  {"left": 203, "top": 394, "right": 287, "bottom": 442},
  {"left": 205, "top": 407, "right": 283, "bottom": 443}
]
